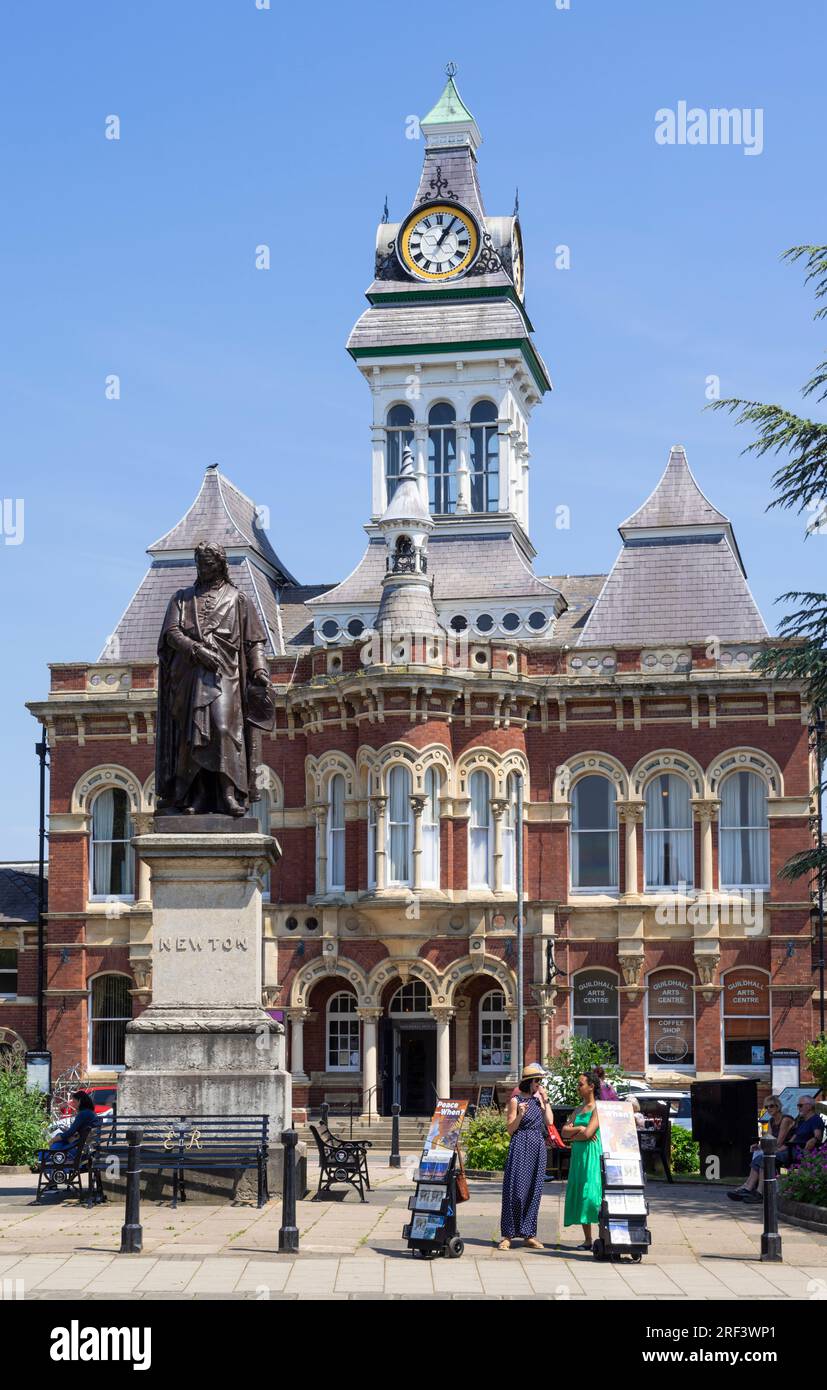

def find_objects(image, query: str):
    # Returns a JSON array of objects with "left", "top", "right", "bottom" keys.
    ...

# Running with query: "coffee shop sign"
[{"left": 158, "top": 936, "right": 249, "bottom": 953}]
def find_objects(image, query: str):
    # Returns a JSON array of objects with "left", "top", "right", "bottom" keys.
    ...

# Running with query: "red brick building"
[{"left": 16, "top": 74, "right": 818, "bottom": 1114}]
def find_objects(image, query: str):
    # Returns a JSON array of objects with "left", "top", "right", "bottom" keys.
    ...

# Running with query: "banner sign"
[{"left": 420, "top": 1099, "right": 468, "bottom": 1177}]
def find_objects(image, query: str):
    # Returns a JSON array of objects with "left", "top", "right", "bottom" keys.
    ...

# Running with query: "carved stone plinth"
[{"left": 119, "top": 827, "right": 297, "bottom": 1200}]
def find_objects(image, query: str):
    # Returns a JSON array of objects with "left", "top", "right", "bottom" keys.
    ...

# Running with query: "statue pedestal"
[{"left": 119, "top": 828, "right": 300, "bottom": 1202}]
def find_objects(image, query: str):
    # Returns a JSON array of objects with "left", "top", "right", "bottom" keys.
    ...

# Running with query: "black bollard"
[
  {"left": 278, "top": 1129, "right": 299, "bottom": 1253},
  {"left": 389, "top": 1102, "right": 401, "bottom": 1168},
  {"left": 119, "top": 1128, "right": 143, "bottom": 1255},
  {"left": 320, "top": 1101, "right": 329, "bottom": 1132},
  {"left": 760, "top": 1132, "right": 783, "bottom": 1263}
]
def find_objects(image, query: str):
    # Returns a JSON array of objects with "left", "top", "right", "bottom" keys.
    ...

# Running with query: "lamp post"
[
  {"left": 811, "top": 709, "right": 826, "bottom": 1034},
  {"left": 35, "top": 739, "right": 50, "bottom": 1054},
  {"left": 516, "top": 775, "right": 525, "bottom": 1071}
]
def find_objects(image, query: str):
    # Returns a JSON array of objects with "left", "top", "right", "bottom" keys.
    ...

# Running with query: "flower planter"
[{"left": 779, "top": 1196, "right": 827, "bottom": 1233}]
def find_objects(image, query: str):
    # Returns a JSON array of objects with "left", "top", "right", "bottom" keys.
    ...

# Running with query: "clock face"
[
  {"left": 511, "top": 220, "right": 525, "bottom": 298},
  {"left": 397, "top": 202, "right": 480, "bottom": 281}
]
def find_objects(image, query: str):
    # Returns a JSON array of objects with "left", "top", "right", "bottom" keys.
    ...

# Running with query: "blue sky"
[{"left": 1, "top": 0, "right": 825, "bottom": 858}]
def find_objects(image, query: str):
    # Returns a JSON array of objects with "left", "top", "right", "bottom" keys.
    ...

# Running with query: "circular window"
[
  {"left": 527, "top": 611, "right": 547, "bottom": 631},
  {"left": 602, "top": 656, "right": 616, "bottom": 668},
  {"left": 474, "top": 651, "right": 487, "bottom": 665},
  {"left": 347, "top": 618, "right": 364, "bottom": 638},
  {"left": 475, "top": 613, "right": 494, "bottom": 633},
  {"left": 450, "top": 614, "right": 468, "bottom": 632},
  {"left": 329, "top": 655, "right": 342, "bottom": 671},
  {"left": 502, "top": 612, "right": 521, "bottom": 632},
  {"left": 285, "top": 916, "right": 298, "bottom": 932},
  {"left": 320, "top": 620, "right": 339, "bottom": 641},
  {"left": 304, "top": 916, "right": 319, "bottom": 932}
]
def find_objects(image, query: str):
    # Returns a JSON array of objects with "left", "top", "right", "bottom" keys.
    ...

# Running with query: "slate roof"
[
  {"left": 347, "top": 298, "right": 532, "bottom": 353},
  {"left": 547, "top": 575, "right": 606, "bottom": 642},
  {"left": 309, "top": 532, "right": 564, "bottom": 609},
  {"left": 149, "top": 465, "right": 297, "bottom": 584},
  {"left": 0, "top": 863, "right": 42, "bottom": 925},
  {"left": 577, "top": 446, "right": 768, "bottom": 647}
]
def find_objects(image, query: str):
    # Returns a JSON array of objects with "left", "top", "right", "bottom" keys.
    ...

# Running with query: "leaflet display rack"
[
  {"left": 592, "top": 1102, "right": 652, "bottom": 1263},
  {"left": 403, "top": 1099, "right": 467, "bottom": 1259}
]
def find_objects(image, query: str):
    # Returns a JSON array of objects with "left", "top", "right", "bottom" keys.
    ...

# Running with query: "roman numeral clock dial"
[{"left": 397, "top": 202, "right": 480, "bottom": 281}]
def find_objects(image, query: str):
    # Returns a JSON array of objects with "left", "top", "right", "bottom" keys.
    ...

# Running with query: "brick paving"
[{"left": 1, "top": 1164, "right": 826, "bottom": 1300}]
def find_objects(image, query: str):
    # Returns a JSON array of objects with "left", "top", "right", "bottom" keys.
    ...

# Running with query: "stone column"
[
  {"left": 414, "top": 424, "right": 429, "bottom": 510},
  {"left": 371, "top": 424, "right": 387, "bottom": 516},
  {"left": 617, "top": 801, "right": 644, "bottom": 896},
  {"left": 410, "top": 794, "right": 426, "bottom": 891},
  {"left": 358, "top": 1007, "right": 382, "bottom": 1114},
  {"left": 373, "top": 795, "right": 388, "bottom": 891},
  {"left": 491, "top": 798, "right": 507, "bottom": 894},
  {"left": 498, "top": 419, "right": 511, "bottom": 513},
  {"left": 452, "top": 995, "right": 472, "bottom": 1083},
  {"left": 456, "top": 423, "right": 471, "bottom": 512},
  {"left": 286, "top": 1006, "right": 310, "bottom": 1083},
  {"left": 431, "top": 1007, "right": 454, "bottom": 1099},
  {"left": 315, "top": 806, "right": 328, "bottom": 896},
  {"left": 132, "top": 812, "right": 154, "bottom": 906},
  {"left": 692, "top": 800, "right": 720, "bottom": 893}
]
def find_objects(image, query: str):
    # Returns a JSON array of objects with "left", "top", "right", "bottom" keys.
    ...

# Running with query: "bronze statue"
[{"left": 155, "top": 542, "right": 275, "bottom": 817}]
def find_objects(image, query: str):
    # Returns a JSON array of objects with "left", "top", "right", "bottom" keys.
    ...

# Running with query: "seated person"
[
  {"left": 49, "top": 1091, "right": 100, "bottom": 1155},
  {"left": 729, "top": 1093, "right": 818, "bottom": 1203}
]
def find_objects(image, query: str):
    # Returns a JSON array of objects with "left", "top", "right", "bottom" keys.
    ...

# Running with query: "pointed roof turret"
[
  {"left": 577, "top": 443, "right": 768, "bottom": 647},
  {"left": 380, "top": 446, "right": 433, "bottom": 527},
  {"left": 421, "top": 70, "right": 481, "bottom": 151}
]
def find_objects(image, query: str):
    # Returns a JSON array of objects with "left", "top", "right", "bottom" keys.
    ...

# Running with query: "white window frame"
[
  {"left": 87, "top": 972, "right": 132, "bottom": 1074},
  {"left": 326, "top": 991, "right": 361, "bottom": 1072},
  {"left": 327, "top": 774, "right": 346, "bottom": 892},
  {"left": 386, "top": 765, "right": 413, "bottom": 887},
  {"left": 89, "top": 786, "right": 135, "bottom": 904},
  {"left": 468, "top": 769, "right": 494, "bottom": 889},
  {"left": 570, "top": 774, "right": 619, "bottom": 894},
  {"left": 479, "top": 989, "right": 512, "bottom": 1071},
  {"left": 502, "top": 774, "right": 517, "bottom": 891},
  {"left": 389, "top": 981, "right": 432, "bottom": 1017},
  {"left": 367, "top": 798, "right": 377, "bottom": 890},
  {"left": 422, "top": 766, "right": 441, "bottom": 888},
  {"left": 0, "top": 947, "right": 18, "bottom": 999},
  {"left": 718, "top": 771, "right": 770, "bottom": 891},
  {"left": 645, "top": 967, "right": 696, "bottom": 1076}
]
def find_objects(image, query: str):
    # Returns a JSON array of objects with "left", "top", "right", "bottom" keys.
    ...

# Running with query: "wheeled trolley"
[
  {"left": 403, "top": 1154, "right": 464, "bottom": 1259},
  {"left": 592, "top": 1152, "right": 651, "bottom": 1263}
]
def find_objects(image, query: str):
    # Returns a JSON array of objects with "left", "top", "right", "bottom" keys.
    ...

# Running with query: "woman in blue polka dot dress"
[{"left": 498, "top": 1062, "right": 554, "bottom": 1250}]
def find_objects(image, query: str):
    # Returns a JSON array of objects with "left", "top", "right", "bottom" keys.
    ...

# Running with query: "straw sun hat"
[{"left": 520, "top": 1062, "right": 546, "bottom": 1082}]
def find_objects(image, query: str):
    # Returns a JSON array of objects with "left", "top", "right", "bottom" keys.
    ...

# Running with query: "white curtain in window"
[
  {"left": 422, "top": 767, "right": 440, "bottom": 887},
  {"left": 388, "top": 765, "right": 412, "bottom": 884},
  {"left": 720, "top": 772, "right": 769, "bottom": 886},
  {"left": 502, "top": 775, "right": 517, "bottom": 889},
  {"left": 367, "top": 799, "right": 377, "bottom": 888},
  {"left": 645, "top": 775, "right": 692, "bottom": 887},
  {"left": 328, "top": 775, "right": 345, "bottom": 889},
  {"left": 91, "top": 789, "right": 115, "bottom": 895},
  {"left": 469, "top": 770, "right": 492, "bottom": 887}
]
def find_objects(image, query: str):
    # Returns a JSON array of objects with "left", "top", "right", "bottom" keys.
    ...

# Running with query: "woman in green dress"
[{"left": 562, "top": 1071, "right": 603, "bottom": 1249}]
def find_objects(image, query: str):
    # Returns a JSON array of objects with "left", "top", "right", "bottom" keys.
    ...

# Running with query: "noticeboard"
[{"left": 770, "top": 1051, "right": 801, "bottom": 1095}]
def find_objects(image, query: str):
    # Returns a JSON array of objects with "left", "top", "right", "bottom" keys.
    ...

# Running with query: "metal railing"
[{"left": 364, "top": 1083, "right": 382, "bottom": 1127}]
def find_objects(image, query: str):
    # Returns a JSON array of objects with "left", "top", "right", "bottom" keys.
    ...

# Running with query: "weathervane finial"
[
  {"left": 445, "top": 60, "right": 457, "bottom": 79},
  {"left": 381, "top": 194, "right": 389, "bottom": 225},
  {"left": 513, "top": 186, "right": 520, "bottom": 216}
]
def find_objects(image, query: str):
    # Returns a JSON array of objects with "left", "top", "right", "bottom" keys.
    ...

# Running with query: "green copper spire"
[{"left": 421, "top": 70, "right": 476, "bottom": 130}]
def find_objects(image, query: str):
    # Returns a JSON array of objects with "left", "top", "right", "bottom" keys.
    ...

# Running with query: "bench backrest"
[{"left": 93, "top": 1114, "right": 269, "bottom": 1151}]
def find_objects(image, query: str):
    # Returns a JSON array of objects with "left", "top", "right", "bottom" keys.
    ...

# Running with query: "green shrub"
[
  {"left": 670, "top": 1126, "right": 700, "bottom": 1174},
  {"left": 0, "top": 1053, "right": 49, "bottom": 1166},
  {"left": 462, "top": 1106, "right": 510, "bottom": 1171},
  {"left": 805, "top": 1035, "right": 827, "bottom": 1094},
  {"left": 544, "top": 1036, "right": 622, "bottom": 1105}
]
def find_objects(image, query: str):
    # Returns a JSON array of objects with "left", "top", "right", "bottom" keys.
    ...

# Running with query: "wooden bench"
[
  {"left": 88, "top": 1114, "right": 270, "bottom": 1208},
  {"left": 309, "top": 1124, "right": 369, "bottom": 1202}
]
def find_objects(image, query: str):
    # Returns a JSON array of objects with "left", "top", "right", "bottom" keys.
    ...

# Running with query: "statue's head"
[{"left": 194, "top": 542, "right": 230, "bottom": 586}]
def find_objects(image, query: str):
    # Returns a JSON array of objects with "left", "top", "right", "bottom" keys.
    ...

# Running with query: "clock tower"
[{"left": 347, "top": 69, "right": 551, "bottom": 546}]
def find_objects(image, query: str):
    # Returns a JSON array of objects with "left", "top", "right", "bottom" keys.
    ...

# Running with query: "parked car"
[
  {"left": 615, "top": 1077, "right": 652, "bottom": 1097},
  {"left": 78, "top": 1083, "right": 118, "bottom": 1117},
  {"left": 636, "top": 1089, "right": 692, "bottom": 1132}
]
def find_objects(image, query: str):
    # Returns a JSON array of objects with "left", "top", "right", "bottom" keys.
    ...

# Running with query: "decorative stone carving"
[{"left": 618, "top": 953, "right": 644, "bottom": 990}]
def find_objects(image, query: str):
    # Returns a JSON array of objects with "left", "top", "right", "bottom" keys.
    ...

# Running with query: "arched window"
[
  {"left": 389, "top": 981, "right": 431, "bottom": 1015},
  {"left": 428, "top": 403, "right": 457, "bottom": 514},
  {"left": 387, "top": 765, "right": 413, "bottom": 885},
  {"left": 90, "top": 788, "right": 134, "bottom": 898},
  {"left": 367, "top": 798, "right": 378, "bottom": 890},
  {"left": 386, "top": 404, "right": 414, "bottom": 502},
  {"left": 571, "top": 775, "right": 618, "bottom": 891},
  {"left": 572, "top": 970, "right": 619, "bottom": 1057},
  {"left": 479, "top": 990, "right": 512, "bottom": 1071},
  {"left": 719, "top": 772, "right": 769, "bottom": 888},
  {"left": 253, "top": 790, "right": 271, "bottom": 900},
  {"left": 469, "top": 769, "right": 493, "bottom": 888},
  {"left": 327, "top": 992, "right": 360, "bottom": 1071},
  {"left": 89, "top": 974, "right": 132, "bottom": 1070},
  {"left": 470, "top": 401, "right": 499, "bottom": 513},
  {"left": 647, "top": 970, "right": 695, "bottom": 1068},
  {"left": 422, "top": 767, "right": 440, "bottom": 888},
  {"left": 327, "top": 774, "right": 346, "bottom": 891},
  {"left": 722, "top": 968, "right": 771, "bottom": 1069},
  {"left": 644, "top": 774, "right": 693, "bottom": 888},
  {"left": 502, "top": 773, "right": 518, "bottom": 890}
]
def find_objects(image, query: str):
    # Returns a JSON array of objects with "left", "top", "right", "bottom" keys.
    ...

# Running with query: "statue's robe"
[{"left": 155, "top": 580, "right": 268, "bottom": 811}]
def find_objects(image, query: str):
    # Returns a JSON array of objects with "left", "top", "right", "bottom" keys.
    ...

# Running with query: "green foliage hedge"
[{"left": 0, "top": 1054, "right": 49, "bottom": 1166}]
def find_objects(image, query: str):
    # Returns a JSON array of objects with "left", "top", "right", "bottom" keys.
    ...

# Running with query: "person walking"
[
  {"left": 562, "top": 1071, "right": 603, "bottom": 1250},
  {"left": 498, "top": 1062, "right": 554, "bottom": 1251}
]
